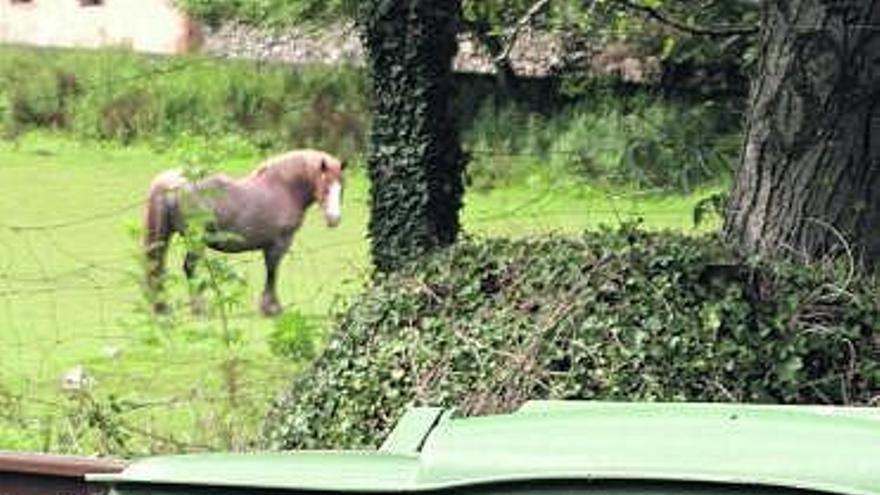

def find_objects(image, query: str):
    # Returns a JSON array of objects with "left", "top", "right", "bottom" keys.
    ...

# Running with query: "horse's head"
[{"left": 315, "top": 155, "right": 345, "bottom": 228}]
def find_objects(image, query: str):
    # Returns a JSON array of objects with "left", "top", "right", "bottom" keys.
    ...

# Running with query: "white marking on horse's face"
[{"left": 324, "top": 180, "right": 342, "bottom": 227}]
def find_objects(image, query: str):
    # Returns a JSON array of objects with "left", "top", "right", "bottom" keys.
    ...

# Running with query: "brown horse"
[{"left": 144, "top": 149, "right": 345, "bottom": 316}]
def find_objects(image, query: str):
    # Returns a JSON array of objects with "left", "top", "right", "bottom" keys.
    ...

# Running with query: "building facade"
[{"left": 0, "top": 0, "right": 200, "bottom": 53}]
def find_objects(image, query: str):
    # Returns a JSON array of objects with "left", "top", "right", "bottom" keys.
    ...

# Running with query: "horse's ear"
[{"left": 340, "top": 160, "right": 347, "bottom": 171}]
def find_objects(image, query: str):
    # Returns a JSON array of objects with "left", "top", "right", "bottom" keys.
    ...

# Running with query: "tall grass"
[
  {"left": 0, "top": 46, "right": 367, "bottom": 157},
  {"left": 462, "top": 93, "right": 741, "bottom": 193},
  {"left": 0, "top": 45, "right": 741, "bottom": 192}
]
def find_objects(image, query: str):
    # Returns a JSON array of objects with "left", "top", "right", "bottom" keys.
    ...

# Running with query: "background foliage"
[
  {"left": 173, "top": 0, "right": 359, "bottom": 28},
  {"left": 0, "top": 45, "right": 741, "bottom": 193},
  {"left": 264, "top": 226, "right": 880, "bottom": 449},
  {"left": 0, "top": 47, "right": 367, "bottom": 157},
  {"left": 174, "top": 0, "right": 759, "bottom": 91},
  {"left": 464, "top": 88, "right": 740, "bottom": 193}
]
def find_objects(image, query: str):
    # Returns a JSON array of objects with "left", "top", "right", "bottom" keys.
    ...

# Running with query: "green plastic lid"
[{"left": 88, "top": 401, "right": 880, "bottom": 495}]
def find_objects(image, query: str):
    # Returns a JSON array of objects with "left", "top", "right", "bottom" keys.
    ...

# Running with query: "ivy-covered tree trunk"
[
  {"left": 724, "top": 1, "right": 880, "bottom": 265},
  {"left": 359, "top": 0, "right": 465, "bottom": 272}
]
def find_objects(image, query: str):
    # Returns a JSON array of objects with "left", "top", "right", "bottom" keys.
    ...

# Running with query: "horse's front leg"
[
  {"left": 260, "top": 239, "right": 290, "bottom": 316},
  {"left": 260, "top": 238, "right": 292, "bottom": 317}
]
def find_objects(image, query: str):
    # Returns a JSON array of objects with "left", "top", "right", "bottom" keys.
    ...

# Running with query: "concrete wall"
[{"left": 0, "top": 0, "right": 199, "bottom": 53}]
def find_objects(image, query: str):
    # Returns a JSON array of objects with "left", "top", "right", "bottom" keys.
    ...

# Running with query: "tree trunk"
[
  {"left": 724, "top": 0, "right": 880, "bottom": 266},
  {"left": 359, "top": 0, "right": 465, "bottom": 272}
]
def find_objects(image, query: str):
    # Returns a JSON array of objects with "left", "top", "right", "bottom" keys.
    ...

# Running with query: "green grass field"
[{"left": 0, "top": 133, "right": 721, "bottom": 455}]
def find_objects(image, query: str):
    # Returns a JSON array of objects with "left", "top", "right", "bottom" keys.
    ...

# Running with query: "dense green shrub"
[
  {"left": 263, "top": 226, "right": 880, "bottom": 450},
  {"left": 0, "top": 58, "right": 80, "bottom": 132}
]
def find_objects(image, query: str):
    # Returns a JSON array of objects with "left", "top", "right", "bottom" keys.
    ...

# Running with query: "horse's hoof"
[
  {"left": 190, "top": 296, "right": 207, "bottom": 316},
  {"left": 261, "top": 304, "right": 282, "bottom": 317},
  {"left": 259, "top": 296, "right": 282, "bottom": 317},
  {"left": 153, "top": 301, "right": 171, "bottom": 315}
]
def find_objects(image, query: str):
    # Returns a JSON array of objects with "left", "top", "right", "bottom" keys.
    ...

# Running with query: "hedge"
[{"left": 263, "top": 226, "right": 880, "bottom": 449}]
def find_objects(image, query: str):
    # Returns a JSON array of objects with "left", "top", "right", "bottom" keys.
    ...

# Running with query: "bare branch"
[
  {"left": 614, "top": 0, "right": 758, "bottom": 37},
  {"left": 495, "top": 0, "right": 553, "bottom": 63}
]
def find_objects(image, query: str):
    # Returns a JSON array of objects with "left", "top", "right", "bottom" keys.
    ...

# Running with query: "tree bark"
[{"left": 724, "top": 0, "right": 880, "bottom": 266}]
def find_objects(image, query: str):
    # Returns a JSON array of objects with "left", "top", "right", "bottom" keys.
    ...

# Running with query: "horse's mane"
[{"left": 251, "top": 150, "right": 326, "bottom": 179}]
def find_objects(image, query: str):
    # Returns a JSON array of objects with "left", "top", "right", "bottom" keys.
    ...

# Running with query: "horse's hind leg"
[
  {"left": 184, "top": 251, "right": 207, "bottom": 315},
  {"left": 145, "top": 237, "right": 170, "bottom": 314},
  {"left": 144, "top": 180, "right": 176, "bottom": 314}
]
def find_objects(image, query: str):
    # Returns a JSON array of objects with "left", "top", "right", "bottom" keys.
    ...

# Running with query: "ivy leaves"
[
  {"left": 264, "top": 226, "right": 880, "bottom": 450},
  {"left": 359, "top": 0, "right": 466, "bottom": 271}
]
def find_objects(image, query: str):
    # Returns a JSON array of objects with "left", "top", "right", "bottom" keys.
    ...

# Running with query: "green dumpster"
[{"left": 87, "top": 401, "right": 880, "bottom": 495}]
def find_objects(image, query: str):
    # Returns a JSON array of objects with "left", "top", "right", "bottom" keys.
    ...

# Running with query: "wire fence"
[
  {"left": 0, "top": 48, "right": 725, "bottom": 456},
  {"left": 0, "top": 144, "right": 712, "bottom": 455}
]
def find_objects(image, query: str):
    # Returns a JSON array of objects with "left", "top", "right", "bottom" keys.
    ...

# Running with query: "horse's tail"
[{"left": 144, "top": 170, "right": 183, "bottom": 310}]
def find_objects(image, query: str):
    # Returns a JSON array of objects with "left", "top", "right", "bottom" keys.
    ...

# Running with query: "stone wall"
[
  {"left": 200, "top": 22, "right": 567, "bottom": 77},
  {"left": 200, "top": 23, "right": 364, "bottom": 67},
  {"left": 200, "top": 22, "right": 661, "bottom": 83}
]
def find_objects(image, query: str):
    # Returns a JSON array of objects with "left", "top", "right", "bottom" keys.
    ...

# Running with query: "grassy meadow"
[{"left": 0, "top": 132, "right": 721, "bottom": 454}]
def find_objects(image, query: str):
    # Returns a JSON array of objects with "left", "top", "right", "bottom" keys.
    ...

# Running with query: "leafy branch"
[
  {"left": 612, "top": 0, "right": 758, "bottom": 37},
  {"left": 495, "top": 0, "right": 553, "bottom": 63}
]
